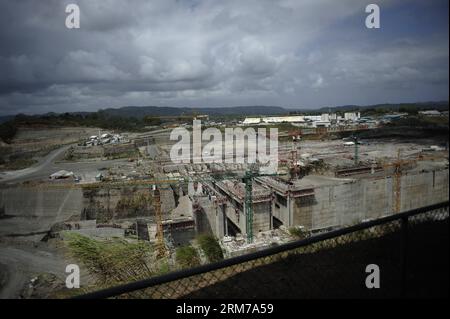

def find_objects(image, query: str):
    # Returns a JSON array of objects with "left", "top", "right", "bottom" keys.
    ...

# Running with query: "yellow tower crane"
[
  {"left": 383, "top": 149, "right": 416, "bottom": 213},
  {"left": 151, "top": 185, "right": 166, "bottom": 258}
]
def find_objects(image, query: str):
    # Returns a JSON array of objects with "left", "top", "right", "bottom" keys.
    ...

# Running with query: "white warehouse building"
[{"left": 344, "top": 112, "right": 361, "bottom": 121}]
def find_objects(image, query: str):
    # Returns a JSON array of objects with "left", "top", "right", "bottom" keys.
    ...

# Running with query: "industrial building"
[{"left": 242, "top": 112, "right": 361, "bottom": 128}]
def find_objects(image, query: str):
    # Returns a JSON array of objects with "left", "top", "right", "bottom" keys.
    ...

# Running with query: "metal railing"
[{"left": 74, "top": 201, "right": 449, "bottom": 299}]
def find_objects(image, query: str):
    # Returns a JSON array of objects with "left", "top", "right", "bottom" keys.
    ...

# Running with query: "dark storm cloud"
[{"left": 0, "top": 0, "right": 448, "bottom": 115}]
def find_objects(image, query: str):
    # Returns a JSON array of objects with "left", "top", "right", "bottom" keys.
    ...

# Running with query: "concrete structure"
[
  {"left": 344, "top": 112, "right": 361, "bottom": 121},
  {"left": 321, "top": 113, "right": 330, "bottom": 122},
  {"left": 243, "top": 117, "right": 262, "bottom": 125},
  {"left": 191, "top": 180, "right": 273, "bottom": 239},
  {"left": 243, "top": 114, "right": 335, "bottom": 126},
  {"left": 304, "top": 115, "right": 322, "bottom": 122},
  {"left": 0, "top": 186, "right": 83, "bottom": 237},
  {"left": 312, "top": 121, "right": 331, "bottom": 128},
  {"left": 262, "top": 116, "right": 305, "bottom": 123},
  {"left": 260, "top": 168, "right": 448, "bottom": 231},
  {"left": 190, "top": 166, "right": 449, "bottom": 238},
  {"left": 419, "top": 110, "right": 441, "bottom": 116},
  {"left": 242, "top": 113, "right": 364, "bottom": 128}
]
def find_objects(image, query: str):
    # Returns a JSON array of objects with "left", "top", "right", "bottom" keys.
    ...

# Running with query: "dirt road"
[{"left": 0, "top": 145, "right": 71, "bottom": 183}]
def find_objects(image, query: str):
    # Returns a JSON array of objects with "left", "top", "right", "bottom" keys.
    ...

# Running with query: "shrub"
[
  {"left": 0, "top": 121, "right": 17, "bottom": 143},
  {"left": 176, "top": 246, "right": 201, "bottom": 269},
  {"left": 289, "top": 227, "right": 307, "bottom": 240},
  {"left": 197, "top": 234, "right": 224, "bottom": 263}
]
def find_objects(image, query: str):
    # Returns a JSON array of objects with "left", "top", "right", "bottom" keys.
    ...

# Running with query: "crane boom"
[{"left": 15, "top": 168, "right": 284, "bottom": 244}]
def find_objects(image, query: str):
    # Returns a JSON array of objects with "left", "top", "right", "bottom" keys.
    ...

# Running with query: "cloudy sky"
[{"left": 0, "top": 0, "right": 448, "bottom": 115}]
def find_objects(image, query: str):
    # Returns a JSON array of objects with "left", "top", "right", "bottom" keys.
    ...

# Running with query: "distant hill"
[
  {"left": 1, "top": 101, "right": 448, "bottom": 120},
  {"left": 99, "top": 105, "right": 287, "bottom": 118},
  {"left": 97, "top": 101, "right": 448, "bottom": 118},
  {"left": 1, "top": 101, "right": 447, "bottom": 141},
  {"left": 313, "top": 101, "right": 449, "bottom": 113}
]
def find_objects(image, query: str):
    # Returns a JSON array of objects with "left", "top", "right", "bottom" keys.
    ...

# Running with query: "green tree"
[
  {"left": 144, "top": 116, "right": 162, "bottom": 126},
  {"left": 0, "top": 121, "right": 18, "bottom": 143}
]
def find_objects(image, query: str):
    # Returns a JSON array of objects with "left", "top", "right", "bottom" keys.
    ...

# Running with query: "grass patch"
[
  {"left": 1, "top": 158, "right": 37, "bottom": 170},
  {"left": 289, "top": 227, "right": 307, "bottom": 240},
  {"left": 115, "top": 192, "right": 153, "bottom": 218},
  {"left": 106, "top": 149, "right": 140, "bottom": 160}
]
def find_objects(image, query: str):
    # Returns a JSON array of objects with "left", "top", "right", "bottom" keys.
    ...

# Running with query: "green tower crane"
[
  {"left": 352, "top": 136, "right": 359, "bottom": 166},
  {"left": 243, "top": 170, "right": 254, "bottom": 244}
]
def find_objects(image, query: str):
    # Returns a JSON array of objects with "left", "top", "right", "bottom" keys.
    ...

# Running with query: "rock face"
[
  {"left": 0, "top": 183, "right": 179, "bottom": 236},
  {"left": 81, "top": 185, "right": 176, "bottom": 222},
  {"left": 82, "top": 186, "right": 154, "bottom": 222}
]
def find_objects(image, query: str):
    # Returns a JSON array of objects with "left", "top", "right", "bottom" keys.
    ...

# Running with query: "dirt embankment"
[{"left": 1, "top": 126, "right": 100, "bottom": 172}]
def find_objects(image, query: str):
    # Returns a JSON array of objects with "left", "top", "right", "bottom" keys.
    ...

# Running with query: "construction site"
[{"left": 0, "top": 114, "right": 448, "bottom": 297}]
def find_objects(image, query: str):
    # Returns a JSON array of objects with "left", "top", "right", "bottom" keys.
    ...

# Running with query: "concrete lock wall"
[
  {"left": 0, "top": 186, "right": 83, "bottom": 236},
  {"left": 252, "top": 201, "right": 272, "bottom": 235},
  {"left": 0, "top": 186, "right": 83, "bottom": 219},
  {"left": 400, "top": 169, "right": 449, "bottom": 211},
  {"left": 1, "top": 168, "right": 446, "bottom": 239},
  {"left": 225, "top": 204, "right": 245, "bottom": 235},
  {"left": 272, "top": 193, "right": 290, "bottom": 226},
  {"left": 195, "top": 197, "right": 222, "bottom": 236},
  {"left": 214, "top": 201, "right": 271, "bottom": 237},
  {"left": 197, "top": 168, "right": 449, "bottom": 238},
  {"left": 293, "top": 168, "right": 449, "bottom": 231}
]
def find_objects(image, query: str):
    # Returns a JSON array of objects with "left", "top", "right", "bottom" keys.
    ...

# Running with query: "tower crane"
[
  {"left": 351, "top": 136, "right": 359, "bottom": 166},
  {"left": 287, "top": 130, "right": 303, "bottom": 179},
  {"left": 151, "top": 185, "right": 166, "bottom": 258},
  {"left": 383, "top": 149, "right": 416, "bottom": 213},
  {"left": 25, "top": 166, "right": 284, "bottom": 245}
]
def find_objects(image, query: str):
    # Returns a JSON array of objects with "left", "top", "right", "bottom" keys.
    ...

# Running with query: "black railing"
[{"left": 74, "top": 201, "right": 449, "bottom": 299}]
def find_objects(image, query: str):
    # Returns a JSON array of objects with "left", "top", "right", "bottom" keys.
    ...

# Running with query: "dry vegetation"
[{"left": 64, "top": 233, "right": 170, "bottom": 297}]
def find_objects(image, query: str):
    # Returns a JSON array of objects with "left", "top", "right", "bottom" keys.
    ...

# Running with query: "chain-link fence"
[{"left": 75, "top": 201, "right": 449, "bottom": 299}]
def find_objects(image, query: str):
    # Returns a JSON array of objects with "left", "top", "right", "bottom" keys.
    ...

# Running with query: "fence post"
[{"left": 400, "top": 215, "right": 408, "bottom": 297}]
